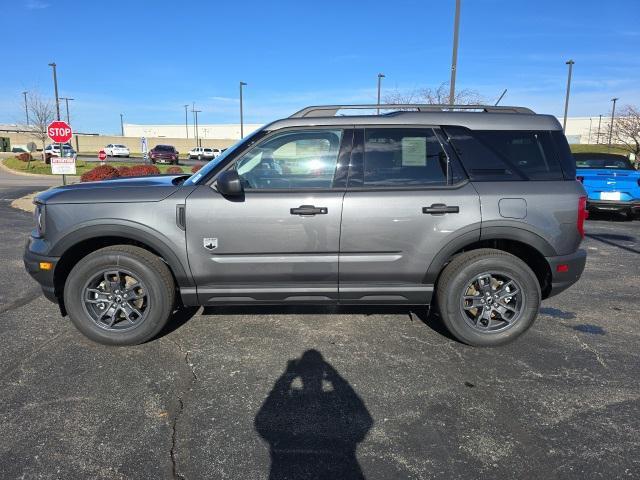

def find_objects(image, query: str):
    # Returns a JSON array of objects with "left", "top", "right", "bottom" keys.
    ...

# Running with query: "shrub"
[
  {"left": 119, "top": 164, "right": 161, "bottom": 177},
  {"left": 81, "top": 165, "right": 120, "bottom": 182},
  {"left": 191, "top": 164, "right": 203, "bottom": 173},
  {"left": 17, "top": 153, "right": 31, "bottom": 162},
  {"left": 116, "top": 165, "right": 131, "bottom": 176},
  {"left": 166, "top": 166, "right": 184, "bottom": 174}
]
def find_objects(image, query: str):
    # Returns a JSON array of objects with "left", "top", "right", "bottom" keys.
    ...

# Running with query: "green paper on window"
[{"left": 402, "top": 137, "right": 427, "bottom": 166}]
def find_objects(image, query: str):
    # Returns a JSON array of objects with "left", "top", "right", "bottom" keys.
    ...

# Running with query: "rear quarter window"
[{"left": 445, "top": 127, "right": 568, "bottom": 181}]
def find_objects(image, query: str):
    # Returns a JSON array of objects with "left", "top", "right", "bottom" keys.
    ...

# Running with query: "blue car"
[{"left": 575, "top": 153, "right": 640, "bottom": 218}]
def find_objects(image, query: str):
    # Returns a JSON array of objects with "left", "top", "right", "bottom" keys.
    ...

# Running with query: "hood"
[{"left": 36, "top": 174, "right": 192, "bottom": 205}]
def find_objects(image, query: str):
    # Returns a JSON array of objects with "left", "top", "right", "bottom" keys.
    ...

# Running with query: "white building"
[{"left": 123, "top": 123, "right": 263, "bottom": 140}]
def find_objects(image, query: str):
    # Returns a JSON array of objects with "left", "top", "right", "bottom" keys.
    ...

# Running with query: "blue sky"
[{"left": 2, "top": 0, "right": 639, "bottom": 134}]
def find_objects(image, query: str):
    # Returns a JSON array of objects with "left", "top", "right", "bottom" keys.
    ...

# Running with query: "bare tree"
[
  {"left": 611, "top": 105, "right": 640, "bottom": 158},
  {"left": 21, "top": 93, "right": 55, "bottom": 165},
  {"left": 384, "top": 82, "right": 484, "bottom": 106}
]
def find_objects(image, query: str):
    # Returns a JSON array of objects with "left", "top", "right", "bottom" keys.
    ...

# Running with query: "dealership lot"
[{"left": 0, "top": 184, "right": 638, "bottom": 479}]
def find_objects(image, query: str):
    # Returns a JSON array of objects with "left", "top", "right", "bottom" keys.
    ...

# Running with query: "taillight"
[
  {"left": 577, "top": 196, "right": 588, "bottom": 238},
  {"left": 576, "top": 176, "right": 584, "bottom": 183}
]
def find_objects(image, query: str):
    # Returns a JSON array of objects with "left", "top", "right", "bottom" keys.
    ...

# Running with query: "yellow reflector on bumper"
[{"left": 39, "top": 262, "right": 53, "bottom": 271}]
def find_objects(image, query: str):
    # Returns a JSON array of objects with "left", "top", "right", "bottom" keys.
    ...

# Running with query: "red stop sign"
[
  {"left": 47, "top": 120, "right": 73, "bottom": 143},
  {"left": 98, "top": 150, "right": 107, "bottom": 161}
]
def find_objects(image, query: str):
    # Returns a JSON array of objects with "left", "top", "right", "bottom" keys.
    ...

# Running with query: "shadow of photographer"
[{"left": 255, "top": 349, "right": 373, "bottom": 480}]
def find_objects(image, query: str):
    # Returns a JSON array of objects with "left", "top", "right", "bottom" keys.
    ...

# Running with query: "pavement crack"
[
  {"left": 0, "top": 287, "right": 41, "bottom": 315},
  {"left": 170, "top": 398, "right": 186, "bottom": 480},
  {"left": 573, "top": 333, "right": 608, "bottom": 369}
]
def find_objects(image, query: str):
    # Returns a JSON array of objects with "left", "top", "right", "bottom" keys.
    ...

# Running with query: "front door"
[
  {"left": 339, "top": 127, "right": 481, "bottom": 304},
  {"left": 185, "top": 128, "right": 351, "bottom": 304}
]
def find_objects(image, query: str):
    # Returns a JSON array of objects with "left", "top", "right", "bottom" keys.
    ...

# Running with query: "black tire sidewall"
[
  {"left": 440, "top": 255, "right": 540, "bottom": 347},
  {"left": 64, "top": 250, "right": 173, "bottom": 345}
]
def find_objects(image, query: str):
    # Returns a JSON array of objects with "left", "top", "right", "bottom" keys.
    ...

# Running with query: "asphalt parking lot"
[{"left": 0, "top": 184, "right": 638, "bottom": 479}]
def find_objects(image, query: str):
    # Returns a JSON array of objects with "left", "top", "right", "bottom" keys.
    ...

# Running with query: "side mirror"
[{"left": 216, "top": 170, "right": 244, "bottom": 196}]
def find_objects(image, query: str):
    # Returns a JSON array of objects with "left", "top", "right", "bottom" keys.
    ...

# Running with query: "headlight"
[{"left": 34, "top": 203, "right": 45, "bottom": 237}]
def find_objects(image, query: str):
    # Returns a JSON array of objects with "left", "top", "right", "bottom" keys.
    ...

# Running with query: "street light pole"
[
  {"left": 48, "top": 62, "right": 65, "bottom": 185},
  {"left": 588, "top": 117, "right": 592, "bottom": 144},
  {"left": 608, "top": 97, "right": 619, "bottom": 150},
  {"left": 448, "top": 0, "right": 461, "bottom": 105},
  {"left": 22, "top": 91, "right": 29, "bottom": 125},
  {"left": 239, "top": 81, "right": 247, "bottom": 138},
  {"left": 562, "top": 59, "right": 575, "bottom": 132},
  {"left": 184, "top": 104, "right": 189, "bottom": 139},
  {"left": 60, "top": 97, "right": 74, "bottom": 124},
  {"left": 377, "top": 73, "right": 385, "bottom": 115},
  {"left": 193, "top": 109, "right": 202, "bottom": 147},
  {"left": 120, "top": 113, "right": 124, "bottom": 136},
  {"left": 596, "top": 114, "right": 602, "bottom": 144}
]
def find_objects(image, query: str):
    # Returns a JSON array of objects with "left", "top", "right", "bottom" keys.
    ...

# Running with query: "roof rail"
[{"left": 290, "top": 104, "right": 535, "bottom": 118}]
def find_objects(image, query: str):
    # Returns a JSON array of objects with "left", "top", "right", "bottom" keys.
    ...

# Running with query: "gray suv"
[{"left": 24, "top": 104, "right": 587, "bottom": 347}]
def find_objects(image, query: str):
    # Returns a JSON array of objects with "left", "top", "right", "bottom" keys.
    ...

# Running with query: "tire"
[
  {"left": 436, "top": 248, "right": 541, "bottom": 347},
  {"left": 64, "top": 245, "right": 175, "bottom": 346}
]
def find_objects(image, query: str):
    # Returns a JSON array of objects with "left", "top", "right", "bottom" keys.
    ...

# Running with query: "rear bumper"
[
  {"left": 587, "top": 199, "right": 640, "bottom": 213},
  {"left": 23, "top": 238, "right": 59, "bottom": 304},
  {"left": 545, "top": 249, "right": 587, "bottom": 298}
]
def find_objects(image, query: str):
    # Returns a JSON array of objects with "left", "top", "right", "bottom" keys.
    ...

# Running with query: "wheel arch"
[
  {"left": 426, "top": 228, "right": 554, "bottom": 299},
  {"left": 52, "top": 224, "right": 193, "bottom": 305}
]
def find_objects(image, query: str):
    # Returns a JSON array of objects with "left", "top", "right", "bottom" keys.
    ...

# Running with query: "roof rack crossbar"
[{"left": 290, "top": 104, "right": 534, "bottom": 118}]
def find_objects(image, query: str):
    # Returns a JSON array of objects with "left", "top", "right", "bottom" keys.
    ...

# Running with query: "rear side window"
[
  {"left": 361, "top": 128, "right": 448, "bottom": 187},
  {"left": 446, "top": 127, "right": 565, "bottom": 181}
]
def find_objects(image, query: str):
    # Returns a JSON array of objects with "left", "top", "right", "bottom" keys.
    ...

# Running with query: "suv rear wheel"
[
  {"left": 64, "top": 245, "right": 175, "bottom": 346},
  {"left": 436, "top": 248, "right": 541, "bottom": 347}
]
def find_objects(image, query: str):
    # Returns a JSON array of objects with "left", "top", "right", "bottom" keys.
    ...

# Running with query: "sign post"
[
  {"left": 47, "top": 120, "right": 74, "bottom": 184},
  {"left": 141, "top": 137, "right": 148, "bottom": 164}
]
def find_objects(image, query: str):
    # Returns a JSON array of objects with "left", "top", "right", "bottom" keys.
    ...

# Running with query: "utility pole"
[
  {"left": 193, "top": 109, "right": 202, "bottom": 147},
  {"left": 377, "top": 73, "right": 385, "bottom": 115},
  {"left": 448, "top": 0, "right": 461, "bottom": 105},
  {"left": 120, "top": 113, "right": 124, "bottom": 136},
  {"left": 22, "top": 91, "right": 29, "bottom": 125},
  {"left": 239, "top": 81, "right": 247, "bottom": 138},
  {"left": 608, "top": 97, "right": 618, "bottom": 150},
  {"left": 192, "top": 102, "right": 196, "bottom": 140},
  {"left": 596, "top": 114, "right": 602, "bottom": 144},
  {"left": 184, "top": 104, "right": 189, "bottom": 139},
  {"left": 48, "top": 62, "right": 65, "bottom": 185},
  {"left": 562, "top": 60, "right": 575, "bottom": 132},
  {"left": 60, "top": 97, "right": 74, "bottom": 124},
  {"left": 588, "top": 117, "right": 592, "bottom": 144}
]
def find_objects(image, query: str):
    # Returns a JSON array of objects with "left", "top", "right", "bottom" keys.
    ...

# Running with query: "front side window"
[
  {"left": 361, "top": 128, "right": 448, "bottom": 187},
  {"left": 235, "top": 129, "right": 343, "bottom": 189}
]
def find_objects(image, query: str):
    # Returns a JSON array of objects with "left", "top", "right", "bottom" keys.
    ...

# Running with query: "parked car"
[
  {"left": 575, "top": 153, "right": 640, "bottom": 219},
  {"left": 149, "top": 144, "right": 179, "bottom": 164},
  {"left": 104, "top": 144, "right": 131, "bottom": 157},
  {"left": 11, "top": 145, "right": 30, "bottom": 153},
  {"left": 188, "top": 147, "right": 213, "bottom": 160},
  {"left": 212, "top": 148, "right": 222, "bottom": 158},
  {"left": 24, "top": 103, "right": 587, "bottom": 347},
  {"left": 43, "top": 143, "right": 76, "bottom": 163}
]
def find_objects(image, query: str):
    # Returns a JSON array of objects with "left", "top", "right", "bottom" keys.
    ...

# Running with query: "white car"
[
  {"left": 188, "top": 147, "right": 215, "bottom": 160},
  {"left": 212, "top": 148, "right": 222, "bottom": 158},
  {"left": 104, "top": 144, "right": 130, "bottom": 157},
  {"left": 43, "top": 143, "right": 76, "bottom": 163}
]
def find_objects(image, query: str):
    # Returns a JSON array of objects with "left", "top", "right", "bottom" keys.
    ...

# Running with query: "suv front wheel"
[
  {"left": 436, "top": 248, "right": 541, "bottom": 347},
  {"left": 64, "top": 245, "right": 175, "bottom": 346}
]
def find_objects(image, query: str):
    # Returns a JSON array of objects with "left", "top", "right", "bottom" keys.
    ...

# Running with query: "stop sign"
[
  {"left": 98, "top": 150, "right": 107, "bottom": 161},
  {"left": 47, "top": 120, "right": 73, "bottom": 143}
]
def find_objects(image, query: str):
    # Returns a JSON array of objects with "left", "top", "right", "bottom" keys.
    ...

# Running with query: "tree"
[
  {"left": 21, "top": 93, "right": 55, "bottom": 166},
  {"left": 383, "top": 81, "right": 484, "bottom": 106},
  {"left": 611, "top": 105, "right": 640, "bottom": 158}
]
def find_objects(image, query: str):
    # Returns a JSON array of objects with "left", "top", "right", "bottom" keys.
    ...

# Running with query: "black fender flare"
[{"left": 51, "top": 221, "right": 194, "bottom": 287}]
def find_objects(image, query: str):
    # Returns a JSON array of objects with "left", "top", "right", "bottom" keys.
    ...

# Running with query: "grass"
[
  {"left": 570, "top": 144, "right": 629, "bottom": 155},
  {"left": 2, "top": 157, "right": 192, "bottom": 176}
]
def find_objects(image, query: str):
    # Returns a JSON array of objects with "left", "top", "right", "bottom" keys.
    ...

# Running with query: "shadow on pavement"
[{"left": 254, "top": 349, "right": 373, "bottom": 480}]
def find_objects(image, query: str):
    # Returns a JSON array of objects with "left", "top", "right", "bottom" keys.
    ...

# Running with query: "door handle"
[
  {"left": 422, "top": 203, "right": 460, "bottom": 215},
  {"left": 290, "top": 205, "right": 328, "bottom": 216}
]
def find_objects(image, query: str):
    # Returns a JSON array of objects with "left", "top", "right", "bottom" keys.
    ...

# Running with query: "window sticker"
[{"left": 401, "top": 137, "right": 427, "bottom": 166}]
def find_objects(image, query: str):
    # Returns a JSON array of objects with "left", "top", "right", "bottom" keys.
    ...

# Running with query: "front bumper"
[
  {"left": 23, "top": 238, "right": 59, "bottom": 304},
  {"left": 587, "top": 199, "right": 640, "bottom": 213},
  {"left": 545, "top": 249, "right": 587, "bottom": 298}
]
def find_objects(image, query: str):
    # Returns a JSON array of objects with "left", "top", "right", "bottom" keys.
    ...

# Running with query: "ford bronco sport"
[{"left": 24, "top": 104, "right": 587, "bottom": 347}]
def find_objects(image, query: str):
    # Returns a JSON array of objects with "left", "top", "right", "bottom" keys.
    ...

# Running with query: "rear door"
[
  {"left": 185, "top": 127, "right": 352, "bottom": 304},
  {"left": 339, "top": 127, "right": 481, "bottom": 304}
]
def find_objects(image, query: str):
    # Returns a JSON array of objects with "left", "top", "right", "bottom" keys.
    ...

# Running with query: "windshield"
[
  {"left": 115, "top": 144, "right": 127, "bottom": 148},
  {"left": 155, "top": 145, "right": 173, "bottom": 151},
  {"left": 576, "top": 157, "right": 634, "bottom": 170},
  {"left": 184, "top": 129, "right": 266, "bottom": 186}
]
